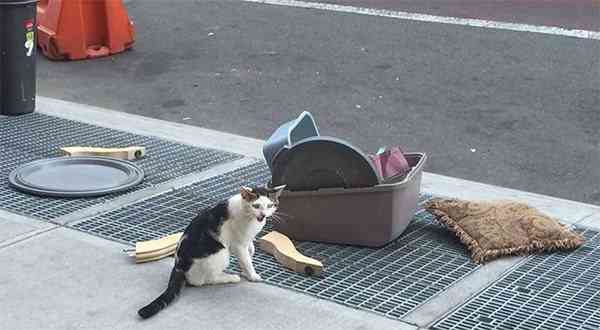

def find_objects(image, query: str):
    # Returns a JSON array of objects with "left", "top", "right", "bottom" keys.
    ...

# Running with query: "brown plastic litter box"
[{"left": 274, "top": 153, "right": 427, "bottom": 247}]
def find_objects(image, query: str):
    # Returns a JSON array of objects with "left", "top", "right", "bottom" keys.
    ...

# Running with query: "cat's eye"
[
  {"left": 252, "top": 204, "right": 260, "bottom": 209},
  {"left": 267, "top": 203, "right": 274, "bottom": 208}
]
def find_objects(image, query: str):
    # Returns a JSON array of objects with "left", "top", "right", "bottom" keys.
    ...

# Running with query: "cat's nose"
[{"left": 257, "top": 214, "right": 265, "bottom": 222}]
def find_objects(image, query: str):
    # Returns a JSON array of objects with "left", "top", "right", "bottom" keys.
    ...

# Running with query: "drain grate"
[
  {"left": 0, "top": 113, "right": 241, "bottom": 220},
  {"left": 243, "top": 207, "right": 478, "bottom": 319},
  {"left": 72, "top": 161, "right": 272, "bottom": 243},
  {"left": 433, "top": 229, "right": 600, "bottom": 330},
  {"left": 73, "top": 161, "right": 479, "bottom": 320}
]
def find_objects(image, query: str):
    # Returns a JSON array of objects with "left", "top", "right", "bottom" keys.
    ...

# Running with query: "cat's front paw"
[{"left": 244, "top": 272, "right": 262, "bottom": 282}]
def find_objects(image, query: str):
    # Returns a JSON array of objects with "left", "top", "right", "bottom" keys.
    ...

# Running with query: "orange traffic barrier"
[{"left": 36, "top": 0, "right": 135, "bottom": 60}]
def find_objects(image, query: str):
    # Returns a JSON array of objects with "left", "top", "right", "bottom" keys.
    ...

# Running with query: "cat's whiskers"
[
  {"left": 269, "top": 213, "right": 287, "bottom": 225},
  {"left": 273, "top": 211, "right": 292, "bottom": 220},
  {"left": 269, "top": 215, "right": 282, "bottom": 224}
]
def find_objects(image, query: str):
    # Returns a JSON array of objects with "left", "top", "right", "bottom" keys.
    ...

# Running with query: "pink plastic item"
[{"left": 369, "top": 146, "right": 410, "bottom": 181}]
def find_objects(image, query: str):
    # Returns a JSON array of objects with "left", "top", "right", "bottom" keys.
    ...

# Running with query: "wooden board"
[
  {"left": 135, "top": 245, "right": 178, "bottom": 263},
  {"left": 136, "top": 253, "right": 176, "bottom": 264},
  {"left": 259, "top": 231, "right": 323, "bottom": 276},
  {"left": 130, "top": 232, "right": 182, "bottom": 263},
  {"left": 61, "top": 146, "right": 146, "bottom": 160}
]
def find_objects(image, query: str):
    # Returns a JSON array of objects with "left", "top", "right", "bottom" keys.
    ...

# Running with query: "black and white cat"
[{"left": 138, "top": 185, "right": 285, "bottom": 319}]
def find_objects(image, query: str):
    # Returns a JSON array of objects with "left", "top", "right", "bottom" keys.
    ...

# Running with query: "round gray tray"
[{"left": 9, "top": 156, "right": 145, "bottom": 198}]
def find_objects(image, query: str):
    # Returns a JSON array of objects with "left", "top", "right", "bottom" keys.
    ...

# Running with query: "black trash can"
[{"left": 0, "top": 0, "right": 38, "bottom": 116}]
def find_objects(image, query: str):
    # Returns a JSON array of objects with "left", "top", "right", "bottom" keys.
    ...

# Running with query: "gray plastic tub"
[{"left": 274, "top": 153, "right": 426, "bottom": 247}]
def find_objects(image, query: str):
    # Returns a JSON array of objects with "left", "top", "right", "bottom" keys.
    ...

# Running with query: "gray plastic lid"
[
  {"left": 271, "top": 136, "right": 381, "bottom": 191},
  {"left": 263, "top": 111, "right": 319, "bottom": 170},
  {"left": 9, "top": 156, "right": 144, "bottom": 198}
]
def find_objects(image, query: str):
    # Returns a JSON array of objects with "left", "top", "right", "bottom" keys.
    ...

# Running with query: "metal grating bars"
[
  {"left": 433, "top": 229, "right": 600, "bottom": 330},
  {"left": 72, "top": 160, "right": 479, "bottom": 321},
  {"left": 72, "top": 161, "right": 271, "bottom": 243},
  {"left": 237, "top": 206, "right": 479, "bottom": 319},
  {"left": 0, "top": 113, "right": 241, "bottom": 220}
]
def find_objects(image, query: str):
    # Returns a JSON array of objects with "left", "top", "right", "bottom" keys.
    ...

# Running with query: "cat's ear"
[
  {"left": 240, "top": 186, "right": 258, "bottom": 201},
  {"left": 269, "top": 185, "right": 286, "bottom": 200}
]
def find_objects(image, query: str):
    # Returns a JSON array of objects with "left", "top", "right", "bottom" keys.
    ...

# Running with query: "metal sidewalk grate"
[
  {"left": 0, "top": 113, "right": 241, "bottom": 220},
  {"left": 72, "top": 161, "right": 479, "bottom": 320},
  {"left": 242, "top": 205, "right": 479, "bottom": 319},
  {"left": 71, "top": 161, "right": 271, "bottom": 243},
  {"left": 433, "top": 229, "right": 600, "bottom": 330}
]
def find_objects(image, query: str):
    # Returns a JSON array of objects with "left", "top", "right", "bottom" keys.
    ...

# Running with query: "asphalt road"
[
  {"left": 314, "top": 0, "right": 600, "bottom": 31},
  {"left": 36, "top": 0, "right": 600, "bottom": 205}
]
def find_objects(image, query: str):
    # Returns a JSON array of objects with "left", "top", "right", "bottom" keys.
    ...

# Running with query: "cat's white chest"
[
  {"left": 216, "top": 193, "right": 273, "bottom": 251},
  {"left": 219, "top": 216, "right": 263, "bottom": 247}
]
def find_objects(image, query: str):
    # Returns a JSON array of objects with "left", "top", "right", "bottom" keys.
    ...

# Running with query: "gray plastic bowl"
[{"left": 262, "top": 111, "right": 319, "bottom": 170}]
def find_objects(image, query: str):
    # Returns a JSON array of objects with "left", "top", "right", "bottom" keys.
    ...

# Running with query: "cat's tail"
[{"left": 137, "top": 267, "right": 186, "bottom": 319}]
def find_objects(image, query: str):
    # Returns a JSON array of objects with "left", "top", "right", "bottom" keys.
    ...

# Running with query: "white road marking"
[{"left": 242, "top": 0, "right": 600, "bottom": 40}]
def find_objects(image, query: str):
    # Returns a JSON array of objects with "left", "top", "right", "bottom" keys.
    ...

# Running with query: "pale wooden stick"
[
  {"left": 136, "top": 253, "right": 175, "bottom": 264},
  {"left": 129, "top": 232, "right": 182, "bottom": 263},
  {"left": 61, "top": 146, "right": 146, "bottom": 160}
]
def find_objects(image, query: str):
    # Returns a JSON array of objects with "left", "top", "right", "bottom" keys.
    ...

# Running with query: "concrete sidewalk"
[
  {"left": 1, "top": 219, "right": 409, "bottom": 330},
  {"left": 1, "top": 97, "right": 599, "bottom": 330}
]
